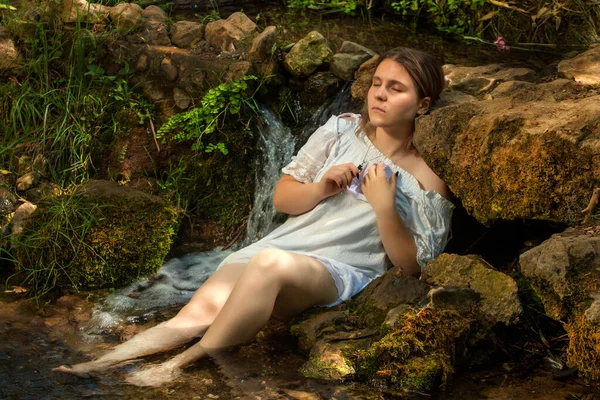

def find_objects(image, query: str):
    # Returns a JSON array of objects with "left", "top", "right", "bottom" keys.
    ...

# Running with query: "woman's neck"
[{"left": 369, "top": 125, "right": 415, "bottom": 161}]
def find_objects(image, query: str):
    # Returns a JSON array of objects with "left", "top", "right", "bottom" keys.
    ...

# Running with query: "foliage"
[
  {"left": 287, "top": 0, "right": 359, "bottom": 15},
  {"left": 157, "top": 75, "right": 258, "bottom": 154},
  {"left": 8, "top": 184, "right": 179, "bottom": 299}
]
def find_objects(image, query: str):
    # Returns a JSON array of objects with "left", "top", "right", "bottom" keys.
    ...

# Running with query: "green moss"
[
  {"left": 357, "top": 307, "right": 472, "bottom": 391},
  {"left": 11, "top": 182, "right": 179, "bottom": 295}
]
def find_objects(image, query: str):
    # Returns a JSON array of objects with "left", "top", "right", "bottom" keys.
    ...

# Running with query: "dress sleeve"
[
  {"left": 395, "top": 188, "right": 454, "bottom": 270},
  {"left": 281, "top": 116, "right": 338, "bottom": 184}
]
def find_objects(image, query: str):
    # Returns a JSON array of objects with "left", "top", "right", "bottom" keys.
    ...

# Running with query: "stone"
[
  {"left": 290, "top": 311, "right": 347, "bottom": 351},
  {"left": 160, "top": 58, "right": 178, "bottom": 81},
  {"left": 422, "top": 254, "right": 522, "bottom": 326},
  {"left": 10, "top": 201, "right": 37, "bottom": 236},
  {"left": 298, "top": 340, "right": 356, "bottom": 381},
  {"left": 60, "top": 0, "right": 110, "bottom": 24},
  {"left": 143, "top": 80, "right": 167, "bottom": 102},
  {"left": 443, "top": 64, "right": 537, "bottom": 96},
  {"left": 331, "top": 52, "right": 372, "bottom": 81},
  {"left": 134, "top": 53, "right": 149, "bottom": 72},
  {"left": 350, "top": 55, "right": 379, "bottom": 100},
  {"left": 141, "top": 5, "right": 167, "bottom": 24},
  {"left": 224, "top": 61, "right": 252, "bottom": 83},
  {"left": 205, "top": 19, "right": 244, "bottom": 53},
  {"left": 0, "top": 26, "right": 22, "bottom": 74},
  {"left": 173, "top": 88, "right": 191, "bottom": 110},
  {"left": 338, "top": 41, "right": 376, "bottom": 56},
  {"left": 0, "top": 185, "right": 18, "bottom": 215},
  {"left": 303, "top": 72, "right": 343, "bottom": 107},
  {"left": 249, "top": 26, "right": 276, "bottom": 62},
  {"left": 226, "top": 11, "right": 256, "bottom": 36},
  {"left": 433, "top": 90, "right": 477, "bottom": 110},
  {"left": 558, "top": 46, "right": 600, "bottom": 86},
  {"left": 171, "top": 21, "right": 203, "bottom": 48},
  {"left": 427, "top": 285, "right": 481, "bottom": 312},
  {"left": 109, "top": 3, "right": 143, "bottom": 29},
  {"left": 414, "top": 78, "right": 600, "bottom": 225},
  {"left": 16, "top": 171, "right": 41, "bottom": 192},
  {"left": 283, "top": 31, "right": 333, "bottom": 77},
  {"left": 137, "top": 22, "right": 171, "bottom": 46}
]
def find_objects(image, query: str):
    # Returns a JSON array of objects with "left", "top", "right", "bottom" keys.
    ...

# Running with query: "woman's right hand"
[{"left": 316, "top": 163, "right": 360, "bottom": 199}]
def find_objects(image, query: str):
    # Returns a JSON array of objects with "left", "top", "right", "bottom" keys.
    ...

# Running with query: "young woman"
[{"left": 54, "top": 46, "right": 454, "bottom": 387}]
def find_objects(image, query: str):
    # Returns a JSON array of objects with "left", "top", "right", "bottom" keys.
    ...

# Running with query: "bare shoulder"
[{"left": 413, "top": 158, "right": 452, "bottom": 201}]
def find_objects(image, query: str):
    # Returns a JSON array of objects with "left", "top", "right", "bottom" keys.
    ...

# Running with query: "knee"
[{"left": 245, "top": 249, "right": 295, "bottom": 282}]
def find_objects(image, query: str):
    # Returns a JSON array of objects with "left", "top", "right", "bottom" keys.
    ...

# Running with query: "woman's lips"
[{"left": 371, "top": 107, "right": 385, "bottom": 113}]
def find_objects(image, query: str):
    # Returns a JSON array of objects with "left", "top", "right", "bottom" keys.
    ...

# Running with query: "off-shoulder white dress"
[{"left": 218, "top": 114, "right": 454, "bottom": 306}]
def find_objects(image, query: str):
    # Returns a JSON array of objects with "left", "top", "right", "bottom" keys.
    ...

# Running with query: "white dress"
[{"left": 218, "top": 114, "right": 454, "bottom": 305}]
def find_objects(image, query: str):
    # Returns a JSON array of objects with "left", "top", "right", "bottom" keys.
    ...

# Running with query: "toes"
[{"left": 52, "top": 365, "right": 91, "bottom": 379}]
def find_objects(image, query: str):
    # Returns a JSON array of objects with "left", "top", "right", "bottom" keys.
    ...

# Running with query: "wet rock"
[
  {"left": 331, "top": 41, "right": 375, "bottom": 81},
  {"left": 249, "top": 26, "right": 276, "bottom": 62},
  {"left": 519, "top": 227, "right": 600, "bottom": 380},
  {"left": 303, "top": 72, "right": 343, "bottom": 107},
  {"left": 0, "top": 185, "right": 18, "bottom": 215},
  {"left": 0, "top": 26, "right": 22, "bottom": 74},
  {"left": 558, "top": 46, "right": 600, "bottom": 86},
  {"left": 171, "top": 21, "right": 204, "bottom": 48},
  {"left": 353, "top": 267, "right": 430, "bottom": 326},
  {"left": 290, "top": 310, "right": 347, "bottom": 351},
  {"left": 350, "top": 55, "right": 379, "bottom": 100},
  {"left": 414, "top": 78, "right": 600, "bottom": 225},
  {"left": 109, "top": 3, "right": 143, "bottom": 29},
  {"left": 16, "top": 171, "right": 41, "bottom": 192},
  {"left": 283, "top": 31, "right": 333, "bottom": 77},
  {"left": 443, "top": 64, "right": 537, "bottom": 96},
  {"left": 173, "top": 87, "right": 191, "bottom": 110},
  {"left": 205, "top": 19, "right": 244, "bottom": 53},
  {"left": 298, "top": 340, "right": 356, "bottom": 381},
  {"left": 423, "top": 254, "right": 521, "bottom": 325},
  {"left": 226, "top": 11, "right": 256, "bottom": 36},
  {"left": 160, "top": 58, "right": 178, "bottom": 81},
  {"left": 141, "top": 5, "right": 167, "bottom": 24},
  {"left": 427, "top": 286, "right": 481, "bottom": 313}
]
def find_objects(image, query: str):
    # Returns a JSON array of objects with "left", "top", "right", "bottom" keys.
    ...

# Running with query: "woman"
[{"left": 54, "top": 46, "right": 454, "bottom": 387}]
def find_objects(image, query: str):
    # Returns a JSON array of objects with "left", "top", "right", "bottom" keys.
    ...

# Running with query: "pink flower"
[
  {"left": 494, "top": 36, "right": 510, "bottom": 51},
  {"left": 8, "top": 76, "right": 20, "bottom": 86},
  {"left": 157, "top": 23, "right": 164, "bottom": 32}
]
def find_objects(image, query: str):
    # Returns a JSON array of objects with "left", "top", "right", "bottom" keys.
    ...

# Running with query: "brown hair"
[{"left": 358, "top": 47, "right": 445, "bottom": 146}]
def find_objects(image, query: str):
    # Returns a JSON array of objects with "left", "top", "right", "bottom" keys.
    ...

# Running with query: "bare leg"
[
  {"left": 126, "top": 249, "right": 338, "bottom": 387},
  {"left": 53, "top": 263, "right": 247, "bottom": 377}
]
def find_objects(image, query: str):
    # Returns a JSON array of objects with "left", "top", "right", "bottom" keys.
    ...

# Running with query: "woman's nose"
[{"left": 374, "top": 85, "right": 386, "bottom": 100}]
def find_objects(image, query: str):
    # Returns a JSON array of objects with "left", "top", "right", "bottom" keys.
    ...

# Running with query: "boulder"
[
  {"left": 223, "top": 61, "right": 252, "bottom": 83},
  {"left": 350, "top": 55, "right": 379, "bottom": 100},
  {"left": 0, "top": 27, "right": 22, "bottom": 74},
  {"left": 331, "top": 53, "right": 372, "bottom": 81},
  {"left": 137, "top": 22, "right": 171, "bottom": 46},
  {"left": 249, "top": 26, "right": 276, "bottom": 62},
  {"left": 338, "top": 41, "right": 376, "bottom": 57},
  {"left": 173, "top": 87, "right": 191, "bottom": 110},
  {"left": 225, "top": 11, "right": 256, "bottom": 36},
  {"left": 204, "top": 19, "right": 245, "bottom": 53},
  {"left": 16, "top": 171, "right": 41, "bottom": 192},
  {"left": 414, "top": 78, "right": 600, "bottom": 225},
  {"left": 520, "top": 227, "right": 600, "bottom": 379},
  {"left": 171, "top": 21, "right": 204, "bottom": 48},
  {"left": 60, "top": 0, "right": 109, "bottom": 24},
  {"left": 283, "top": 31, "right": 333, "bottom": 77},
  {"left": 160, "top": 57, "right": 179, "bottom": 81},
  {"left": 302, "top": 72, "right": 343, "bottom": 108},
  {"left": 141, "top": 5, "right": 167, "bottom": 24},
  {"left": 558, "top": 46, "right": 600, "bottom": 86},
  {"left": 109, "top": 3, "right": 143, "bottom": 29},
  {"left": 443, "top": 64, "right": 537, "bottom": 96},
  {"left": 298, "top": 340, "right": 357, "bottom": 381},
  {"left": 11, "top": 180, "right": 179, "bottom": 289},
  {"left": 10, "top": 201, "right": 37, "bottom": 238}
]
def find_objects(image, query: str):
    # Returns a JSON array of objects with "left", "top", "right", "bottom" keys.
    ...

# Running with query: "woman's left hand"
[{"left": 361, "top": 163, "right": 397, "bottom": 215}]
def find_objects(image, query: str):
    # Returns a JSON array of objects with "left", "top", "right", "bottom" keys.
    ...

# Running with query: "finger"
[
  {"left": 348, "top": 163, "right": 360, "bottom": 177},
  {"left": 344, "top": 169, "right": 354, "bottom": 186}
]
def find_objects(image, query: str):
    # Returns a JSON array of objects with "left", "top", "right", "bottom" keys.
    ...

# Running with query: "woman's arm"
[{"left": 274, "top": 163, "right": 360, "bottom": 216}]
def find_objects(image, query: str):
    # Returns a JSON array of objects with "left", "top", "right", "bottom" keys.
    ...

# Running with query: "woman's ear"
[{"left": 418, "top": 97, "right": 431, "bottom": 115}]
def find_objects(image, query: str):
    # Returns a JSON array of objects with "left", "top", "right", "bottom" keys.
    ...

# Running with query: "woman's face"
[{"left": 366, "top": 58, "right": 429, "bottom": 132}]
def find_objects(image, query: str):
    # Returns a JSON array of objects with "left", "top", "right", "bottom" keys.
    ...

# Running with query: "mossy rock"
[
  {"left": 566, "top": 314, "right": 600, "bottom": 380},
  {"left": 12, "top": 180, "right": 179, "bottom": 293}
]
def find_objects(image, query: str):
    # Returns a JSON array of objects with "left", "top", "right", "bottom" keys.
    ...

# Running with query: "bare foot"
[
  {"left": 52, "top": 360, "right": 112, "bottom": 378},
  {"left": 125, "top": 362, "right": 182, "bottom": 387}
]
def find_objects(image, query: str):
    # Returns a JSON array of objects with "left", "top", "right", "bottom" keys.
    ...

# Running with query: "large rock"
[
  {"left": 109, "top": 3, "right": 143, "bottom": 29},
  {"left": 225, "top": 11, "right": 256, "bottom": 36},
  {"left": 283, "top": 31, "right": 333, "bottom": 77},
  {"left": 414, "top": 78, "right": 600, "bottom": 225},
  {"left": 141, "top": 5, "right": 167, "bottom": 24},
  {"left": 204, "top": 19, "right": 245, "bottom": 53},
  {"left": 60, "top": 0, "right": 109, "bottom": 24},
  {"left": 331, "top": 41, "right": 375, "bottom": 81},
  {"left": 558, "top": 46, "right": 600, "bottom": 86},
  {"left": 171, "top": 21, "right": 204, "bottom": 48},
  {"left": 0, "top": 185, "right": 18, "bottom": 216},
  {"left": 520, "top": 227, "right": 600, "bottom": 379},
  {"left": 0, "top": 27, "right": 22, "bottom": 74},
  {"left": 11, "top": 180, "right": 179, "bottom": 290},
  {"left": 423, "top": 254, "right": 522, "bottom": 326},
  {"left": 350, "top": 55, "right": 379, "bottom": 100},
  {"left": 249, "top": 26, "right": 276, "bottom": 62},
  {"left": 443, "top": 64, "right": 537, "bottom": 96}
]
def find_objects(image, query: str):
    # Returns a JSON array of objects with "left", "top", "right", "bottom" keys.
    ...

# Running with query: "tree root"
[{"left": 581, "top": 188, "right": 600, "bottom": 224}]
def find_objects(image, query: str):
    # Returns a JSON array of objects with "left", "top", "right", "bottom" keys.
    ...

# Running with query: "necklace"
[{"left": 357, "top": 135, "right": 393, "bottom": 171}]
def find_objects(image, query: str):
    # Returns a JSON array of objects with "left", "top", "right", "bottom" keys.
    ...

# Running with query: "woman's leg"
[
  {"left": 53, "top": 262, "right": 248, "bottom": 377},
  {"left": 126, "top": 249, "right": 338, "bottom": 386}
]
